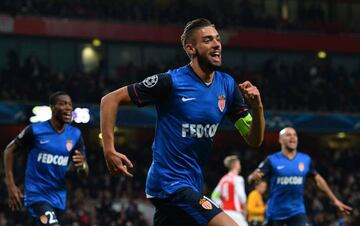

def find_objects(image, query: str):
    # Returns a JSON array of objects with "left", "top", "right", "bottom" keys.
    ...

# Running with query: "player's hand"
[
  {"left": 334, "top": 199, "right": 352, "bottom": 215},
  {"left": 239, "top": 81, "right": 263, "bottom": 109},
  {"left": 7, "top": 184, "right": 23, "bottom": 211},
  {"left": 104, "top": 149, "right": 133, "bottom": 177},
  {"left": 248, "top": 169, "right": 264, "bottom": 183},
  {"left": 73, "top": 150, "right": 89, "bottom": 177},
  {"left": 72, "top": 150, "right": 86, "bottom": 168}
]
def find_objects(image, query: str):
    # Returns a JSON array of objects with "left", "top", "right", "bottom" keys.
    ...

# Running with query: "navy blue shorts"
[
  {"left": 150, "top": 187, "right": 222, "bottom": 226},
  {"left": 28, "top": 201, "right": 63, "bottom": 226},
  {"left": 265, "top": 214, "right": 309, "bottom": 226}
]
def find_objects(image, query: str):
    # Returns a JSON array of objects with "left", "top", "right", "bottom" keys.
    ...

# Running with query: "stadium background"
[{"left": 0, "top": 0, "right": 359, "bottom": 225}]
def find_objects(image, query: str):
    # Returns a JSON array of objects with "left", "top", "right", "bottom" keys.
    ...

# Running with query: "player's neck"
[
  {"left": 190, "top": 61, "right": 214, "bottom": 84},
  {"left": 282, "top": 149, "right": 297, "bottom": 159},
  {"left": 50, "top": 118, "right": 65, "bottom": 133},
  {"left": 229, "top": 169, "right": 239, "bottom": 175}
]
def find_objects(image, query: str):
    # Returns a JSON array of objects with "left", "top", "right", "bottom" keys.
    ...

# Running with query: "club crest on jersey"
[
  {"left": 199, "top": 198, "right": 213, "bottom": 210},
  {"left": 298, "top": 162, "right": 305, "bottom": 172},
  {"left": 66, "top": 140, "right": 73, "bottom": 151},
  {"left": 218, "top": 95, "right": 226, "bottom": 112}
]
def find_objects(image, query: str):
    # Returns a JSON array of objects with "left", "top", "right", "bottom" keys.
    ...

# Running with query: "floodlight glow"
[
  {"left": 317, "top": 51, "right": 327, "bottom": 59},
  {"left": 30, "top": 106, "right": 52, "bottom": 123},
  {"left": 92, "top": 38, "right": 101, "bottom": 47},
  {"left": 73, "top": 108, "right": 90, "bottom": 123}
]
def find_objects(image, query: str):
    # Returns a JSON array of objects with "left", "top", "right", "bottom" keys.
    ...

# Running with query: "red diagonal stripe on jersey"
[{"left": 132, "top": 84, "right": 142, "bottom": 105}]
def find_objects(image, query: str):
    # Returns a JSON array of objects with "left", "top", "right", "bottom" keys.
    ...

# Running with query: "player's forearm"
[
  {"left": 4, "top": 141, "right": 17, "bottom": 187},
  {"left": 101, "top": 87, "right": 132, "bottom": 154},
  {"left": 100, "top": 94, "right": 118, "bottom": 153},
  {"left": 315, "top": 174, "right": 338, "bottom": 203},
  {"left": 246, "top": 105, "right": 265, "bottom": 147}
]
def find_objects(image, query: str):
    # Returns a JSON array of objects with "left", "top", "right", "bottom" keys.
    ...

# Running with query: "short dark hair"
[
  {"left": 49, "top": 91, "right": 70, "bottom": 106},
  {"left": 181, "top": 18, "right": 214, "bottom": 47}
]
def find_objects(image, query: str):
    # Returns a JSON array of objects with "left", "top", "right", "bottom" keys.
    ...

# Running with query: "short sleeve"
[
  {"left": 307, "top": 160, "right": 318, "bottom": 178},
  {"left": 127, "top": 73, "right": 172, "bottom": 107},
  {"left": 227, "top": 83, "right": 249, "bottom": 123},
  {"left": 258, "top": 157, "right": 272, "bottom": 177},
  {"left": 14, "top": 125, "right": 35, "bottom": 149},
  {"left": 73, "top": 135, "right": 86, "bottom": 157}
]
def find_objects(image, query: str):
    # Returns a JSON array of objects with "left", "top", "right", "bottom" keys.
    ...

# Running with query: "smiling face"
[
  {"left": 279, "top": 127, "right": 298, "bottom": 152},
  {"left": 185, "top": 25, "right": 222, "bottom": 71},
  {"left": 51, "top": 94, "right": 73, "bottom": 124}
]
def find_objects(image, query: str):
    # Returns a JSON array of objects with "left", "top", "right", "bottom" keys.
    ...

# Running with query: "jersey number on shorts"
[{"left": 45, "top": 211, "right": 58, "bottom": 224}]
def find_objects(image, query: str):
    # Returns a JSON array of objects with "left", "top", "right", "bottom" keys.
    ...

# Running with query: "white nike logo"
[
  {"left": 40, "top": 140, "right": 50, "bottom": 144},
  {"left": 181, "top": 97, "right": 196, "bottom": 102},
  {"left": 277, "top": 165, "right": 285, "bottom": 170}
]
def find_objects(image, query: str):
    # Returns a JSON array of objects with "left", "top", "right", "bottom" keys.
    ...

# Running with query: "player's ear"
[
  {"left": 278, "top": 136, "right": 283, "bottom": 145},
  {"left": 184, "top": 43, "right": 196, "bottom": 58}
]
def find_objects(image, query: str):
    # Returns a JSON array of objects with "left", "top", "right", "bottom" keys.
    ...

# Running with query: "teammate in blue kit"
[
  {"left": 4, "top": 91, "right": 89, "bottom": 226},
  {"left": 100, "top": 18, "right": 265, "bottom": 226},
  {"left": 248, "top": 127, "right": 352, "bottom": 226}
]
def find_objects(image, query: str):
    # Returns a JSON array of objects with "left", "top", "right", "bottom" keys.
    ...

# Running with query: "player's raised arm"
[
  {"left": 227, "top": 81, "right": 265, "bottom": 147},
  {"left": 239, "top": 81, "right": 265, "bottom": 147},
  {"left": 100, "top": 86, "right": 134, "bottom": 177}
]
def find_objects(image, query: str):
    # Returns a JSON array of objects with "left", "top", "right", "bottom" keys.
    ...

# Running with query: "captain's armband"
[{"left": 234, "top": 113, "right": 252, "bottom": 137}]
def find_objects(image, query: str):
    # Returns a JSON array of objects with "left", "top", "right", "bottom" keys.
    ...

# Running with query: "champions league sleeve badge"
[
  {"left": 142, "top": 75, "right": 158, "bottom": 88},
  {"left": 218, "top": 95, "right": 226, "bottom": 112}
]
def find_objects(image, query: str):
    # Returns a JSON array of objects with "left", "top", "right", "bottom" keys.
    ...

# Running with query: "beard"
[
  {"left": 286, "top": 144, "right": 297, "bottom": 152},
  {"left": 195, "top": 49, "right": 222, "bottom": 72}
]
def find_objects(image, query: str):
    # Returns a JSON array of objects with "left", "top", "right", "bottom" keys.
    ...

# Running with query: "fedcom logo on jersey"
[
  {"left": 37, "top": 153, "right": 69, "bottom": 166},
  {"left": 276, "top": 176, "right": 303, "bottom": 185},
  {"left": 182, "top": 123, "right": 219, "bottom": 138}
]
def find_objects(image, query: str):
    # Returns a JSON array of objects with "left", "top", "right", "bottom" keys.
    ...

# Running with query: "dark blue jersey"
[
  {"left": 15, "top": 121, "right": 85, "bottom": 213},
  {"left": 258, "top": 151, "right": 317, "bottom": 220},
  {"left": 128, "top": 65, "right": 249, "bottom": 198}
]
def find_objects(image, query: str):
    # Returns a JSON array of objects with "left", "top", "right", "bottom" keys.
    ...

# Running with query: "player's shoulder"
[
  {"left": 268, "top": 151, "right": 283, "bottom": 160},
  {"left": 296, "top": 151, "right": 312, "bottom": 161},
  {"left": 66, "top": 123, "right": 82, "bottom": 135},
  {"left": 248, "top": 189, "right": 259, "bottom": 198},
  {"left": 235, "top": 174, "right": 245, "bottom": 181},
  {"left": 31, "top": 121, "right": 47, "bottom": 128},
  {"left": 215, "top": 70, "right": 236, "bottom": 86},
  {"left": 30, "top": 121, "right": 50, "bottom": 133},
  {"left": 216, "top": 70, "right": 235, "bottom": 80},
  {"left": 167, "top": 65, "right": 189, "bottom": 77}
]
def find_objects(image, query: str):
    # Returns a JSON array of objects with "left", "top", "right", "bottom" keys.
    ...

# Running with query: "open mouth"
[
  {"left": 210, "top": 51, "right": 221, "bottom": 63},
  {"left": 289, "top": 141, "right": 297, "bottom": 145},
  {"left": 63, "top": 112, "right": 72, "bottom": 121}
]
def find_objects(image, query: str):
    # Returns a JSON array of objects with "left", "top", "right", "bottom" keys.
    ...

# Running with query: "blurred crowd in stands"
[
  {"left": 0, "top": 136, "right": 359, "bottom": 226},
  {"left": 0, "top": 0, "right": 357, "bottom": 33},
  {"left": 1, "top": 49, "right": 359, "bottom": 113}
]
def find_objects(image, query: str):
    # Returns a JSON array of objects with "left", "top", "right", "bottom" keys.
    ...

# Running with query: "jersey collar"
[{"left": 186, "top": 64, "right": 215, "bottom": 87}]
